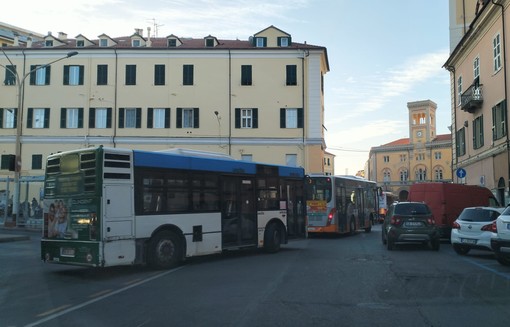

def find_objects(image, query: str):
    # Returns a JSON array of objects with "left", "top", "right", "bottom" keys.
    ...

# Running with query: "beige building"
[
  {"left": 444, "top": 0, "right": 509, "bottom": 205},
  {"left": 0, "top": 22, "right": 44, "bottom": 47},
  {"left": 0, "top": 26, "right": 330, "bottom": 201},
  {"left": 367, "top": 100, "right": 453, "bottom": 200}
]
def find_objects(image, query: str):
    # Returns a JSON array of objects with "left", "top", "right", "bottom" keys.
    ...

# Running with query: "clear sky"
[{"left": 2, "top": 0, "right": 451, "bottom": 175}]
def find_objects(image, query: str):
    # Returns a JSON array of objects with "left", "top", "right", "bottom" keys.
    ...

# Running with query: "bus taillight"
[{"left": 327, "top": 208, "right": 336, "bottom": 225}]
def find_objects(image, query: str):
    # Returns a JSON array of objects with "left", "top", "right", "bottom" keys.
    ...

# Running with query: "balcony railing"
[{"left": 461, "top": 84, "right": 483, "bottom": 113}]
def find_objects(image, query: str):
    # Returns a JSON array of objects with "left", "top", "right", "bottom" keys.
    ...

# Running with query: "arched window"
[
  {"left": 400, "top": 170, "right": 408, "bottom": 182},
  {"left": 434, "top": 169, "right": 443, "bottom": 181},
  {"left": 383, "top": 169, "right": 391, "bottom": 183},
  {"left": 415, "top": 168, "right": 426, "bottom": 181}
]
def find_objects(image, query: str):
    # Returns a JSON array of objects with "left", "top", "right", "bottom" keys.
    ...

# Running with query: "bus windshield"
[{"left": 305, "top": 176, "right": 332, "bottom": 202}]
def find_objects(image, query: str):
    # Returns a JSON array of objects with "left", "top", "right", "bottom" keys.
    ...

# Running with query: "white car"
[
  {"left": 491, "top": 205, "right": 510, "bottom": 266},
  {"left": 451, "top": 207, "right": 504, "bottom": 255}
]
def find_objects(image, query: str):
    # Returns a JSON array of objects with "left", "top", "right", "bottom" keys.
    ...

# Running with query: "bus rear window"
[{"left": 306, "top": 177, "right": 332, "bottom": 202}]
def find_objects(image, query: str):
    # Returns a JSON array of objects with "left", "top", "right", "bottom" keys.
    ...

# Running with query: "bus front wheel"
[
  {"left": 148, "top": 230, "right": 182, "bottom": 269},
  {"left": 264, "top": 223, "right": 282, "bottom": 253}
]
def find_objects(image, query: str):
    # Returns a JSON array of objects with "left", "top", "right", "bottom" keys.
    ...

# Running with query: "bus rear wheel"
[
  {"left": 148, "top": 230, "right": 182, "bottom": 269},
  {"left": 264, "top": 223, "right": 282, "bottom": 253}
]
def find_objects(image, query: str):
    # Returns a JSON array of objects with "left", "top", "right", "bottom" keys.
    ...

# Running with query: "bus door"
[
  {"left": 356, "top": 188, "right": 366, "bottom": 228},
  {"left": 285, "top": 180, "right": 306, "bottom": 238},
  {"left": 102, "top": 184, "right": 136, "bottom": 265},
  {"left": 221, "top": 176, "right": 257, "bottom": 247}
]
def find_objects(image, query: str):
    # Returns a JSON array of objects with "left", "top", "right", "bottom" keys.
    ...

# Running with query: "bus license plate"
[{"left": 60, "top": 248, "right": 75, "bottom": 257}]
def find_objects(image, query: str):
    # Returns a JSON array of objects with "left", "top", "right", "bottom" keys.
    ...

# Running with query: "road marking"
[
  {"left": 460, "top": 256, "right": 510, "bottom": 280},
  {"left": 26, "top": 266, "right": 185, "bottom": 327}
]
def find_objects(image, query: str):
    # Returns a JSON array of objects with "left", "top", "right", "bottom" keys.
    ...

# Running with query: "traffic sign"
[{"left": 456, "top": 168, "right": 466, "bottom": 178}]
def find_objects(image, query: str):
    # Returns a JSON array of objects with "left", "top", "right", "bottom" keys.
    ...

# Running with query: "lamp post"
[{"left": 0, "top": 49, "right": 78, "bottom": 225}]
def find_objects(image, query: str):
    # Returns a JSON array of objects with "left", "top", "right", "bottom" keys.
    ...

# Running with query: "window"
[
  {"left": 132, "top": 39, "right": 141, "bottom": 47},
  {"left": 400, "top": 154, "right": 406, "bottom": 162},
  {"left": 255, "top": 37, "right": 266, "bottom": 47},
  {"left": 235, "top": 108, "right": 258, "bottom": 128},
  {"left": 183, "top": 65, "right": 194, "bottom": 85},
  {"left": 473, "top": 115, "right": 484, "bottom": 149},
  {"left": 177, "top": 108, "right": 199, "bottom": 128},
  {"left": 97, "top": 65, "right": 108, "bottom": 85},
  {"left": 125, "top": 65, "right": 136, "bottom": 85},
  {"left": 456, "top": 127, "right": 466, "bottom": 156},
  {"left": 416, "top": 153, "right": 425, "bottom": 161},
  {"left": 383, "top": 170, "right": 391, "bottom": 183},
  {"left": 278, "top": 37, "right": 290, "bottom": 47},
  {"left": 492, "top": 100, "right": 507, "bottom": 140},
  {"left": 241, "top": 65, "right": 252, "bottom": 86},
  {"left": 473, "top": 56, "right": 480, "bottom": 81},
  {"left": 286, "top": 65, "right": 297, "bottom": 86},
  {"left": 32, "top": 154, "right": 43, "bottom": 170},
  {"left": 241, "top": 154, "right": 253, "bottom": 162},
  {"left": 60, "top": 108, "right": 83, "bottom": 128},
  {"left": 89, "top": 108, "right": 112, "bottom": 128},
  {"left": 147, "top": 108, "right": 170, "bottom": 128},
  {"left": 100, "top": 39, "right": 108, "bottom": 47},
  {"left": 400, "top": 170, "right": 408, "bottom": 182},
  {"left": 1, "top": 155, "right": 14, "bottom": 170},
  {"left": 63, "top": 65, "right": 84, "bottom": 85},
  {"left": 416, "top": 168, "right": 426, "bottom": 181},
  {"left": 168, "top": 39, "right": 177, "bottom": 47},
  {"left": 0, "top": 108, "right": 16, "bottom": 128},
  {"left": 383, "top": 156, "right": 390, "bottom": 163},
  {"left": 457, "top": 75, "right": 463, "bottom": 104},
  {"left": 76, "top": 40, "right": 85, "bottom": 47},
  {"left": 119, "top": 108, "right": 141, "bottom": 128},
  {"left": 27, "top": 108, "right": 50, "bottom": 128},
  {"left": 434, "top": 152, "right": 442, "bottom": 160},
  {"left": 205, "top": 38, "right": 214, "bottom": 47},
  {"left": 286, "top": 154, "right": 297, "bottom": 167},
  {"left": 494, "top": 33, "right": 502, "bottom": 72},
  {"left": 29, "top": 65, "right": 51, "bottom": 85},
  {"left": 45, "top": 40, "right": 53, "bottom": 47},
  {"left": 4, "top": 65, "right": 16, "bottom": 85},
  {"left": 154, "top": 65, "right": 165, "bottom": 85},
  {"left": 435, "top": 168, "right": 443, "bottom": 181},
  {"left": 280, "top": 108, "right": 303, "bottom": 128}
]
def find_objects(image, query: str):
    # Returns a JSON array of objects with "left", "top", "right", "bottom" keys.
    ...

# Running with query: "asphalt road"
[{"left": 2, "top": 224, "right": 510, "bottom": 327}]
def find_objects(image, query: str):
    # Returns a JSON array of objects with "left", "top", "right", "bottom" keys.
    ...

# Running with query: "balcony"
[{"left": 461, "top": 84, "right": 483, "bottom": 113}]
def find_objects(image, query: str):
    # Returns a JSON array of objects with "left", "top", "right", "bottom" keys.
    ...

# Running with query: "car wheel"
[
  {"left": 452, "top": 244, "right": 470, "bottom": 255},
  {"left": 381, "top": 229, "right": 387, "bottom": 245},
  {"left": 387, "top": 237, "right": 394, "bottom": 251},
  {"left": 431, "top": 239, "right": 440, "bottom": 251},
  {"left": 496, "top": 254, "right": 510, "bottom": 266}
]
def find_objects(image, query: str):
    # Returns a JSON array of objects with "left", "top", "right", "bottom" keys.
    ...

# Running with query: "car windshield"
[
  {"left": 394, "top": 203, "right": 431, "bottom": 215},
  {"left": 459, "top": 208, "right": 501, "bottom": 222}
]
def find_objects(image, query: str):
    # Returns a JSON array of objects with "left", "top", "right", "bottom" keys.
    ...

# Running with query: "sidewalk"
[{"left": 0, "top": 217, "right": 41, "bottom": 243}]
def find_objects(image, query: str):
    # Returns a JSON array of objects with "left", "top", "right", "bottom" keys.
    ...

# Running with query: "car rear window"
[
  {"left": 459, "top": 208, "right": 501, "bottom": 222},
  {"left": 394, "top": 203, "right": 431, "bottom": 215}
]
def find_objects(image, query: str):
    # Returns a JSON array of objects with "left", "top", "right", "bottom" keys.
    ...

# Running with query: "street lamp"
[{"left": 0, "top": 49, "right": 78, "bottom": 225}]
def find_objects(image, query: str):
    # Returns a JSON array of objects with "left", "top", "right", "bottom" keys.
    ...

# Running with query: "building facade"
[
  {"left": 444, "top": 0, "right": 509, "bottom": 205},
  {"left": 367, "top": 100, "right": 453, "bottom": 200},
  {"left": 0, "top": 26, "right": 330, "bottom": 202}
]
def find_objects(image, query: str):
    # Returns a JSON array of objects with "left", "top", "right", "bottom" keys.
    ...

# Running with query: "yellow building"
[
  {"left": 444, "top": 0, "right": 510, "bottom": 205},
  {"left": 367, "top": 100, "right": 453, "bottom": 200},
  {"left": 0, "top": 26, "right": 330, "bottom": 204}
]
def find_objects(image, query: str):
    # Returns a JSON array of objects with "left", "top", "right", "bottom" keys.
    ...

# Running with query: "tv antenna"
[{"left": 147, "top": 18, "right": 164, "bottom": 37}]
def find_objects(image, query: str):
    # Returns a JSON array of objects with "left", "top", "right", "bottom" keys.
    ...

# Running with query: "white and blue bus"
[{"left": 41, "top": 146, "right": 306, "bottom": 269}]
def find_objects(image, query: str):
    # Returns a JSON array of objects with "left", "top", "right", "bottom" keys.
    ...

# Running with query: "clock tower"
[{"left": 408, "top": 100, "right": 437, "bottom": 143}]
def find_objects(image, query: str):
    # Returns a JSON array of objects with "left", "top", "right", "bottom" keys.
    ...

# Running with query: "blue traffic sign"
[{"left": 456, "top": 168, "right": 466, "bottom": 178}]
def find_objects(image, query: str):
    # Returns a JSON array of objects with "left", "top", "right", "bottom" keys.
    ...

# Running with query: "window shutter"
[
  {"left": 165, "top": 108, "right": 170, "bottom": 128},
  {"left": 147, "top": 108, "right": 153, "bottom": 128},
  {"left": 280, "top": 109, "right": 286, "bottom": 128},
  {"left": 253, "top": 109, "right": 258, "bottom": 128},
  {"left": 136, "top": 108, "right": 141, "bottom": 128},
  {"left": 193, "top": 108, "right": 199, "bottom": 128},
  {"left": 45, "top": 66, "right": 51, "bottom": 85},
  {"left": 89, "top": 108, "right": 96, "bottom": 128},
  {"left": 44, "top": 108, "right": 50, "bottom": 128},
  {"left": 27, "top": 108, "right": 33, "bottom": 128},
  {"left": 235, "top": 108, "right": 240, "bottom": 128},
  {"left": 29, "top": 66, "right": 36, "bottom": 85},
  {"left": 79, "top": 66, "right": 84, "bottom": 85},
  {"left": 78, "top": 108, "right": 84, "bottom": 128},
  {"left": 13, "top": 109, "right": 17, "bottom": 129},
  {"left": 63, "top": 66, "right": 69, "bottom": 85},
  {"left": 176, "top": 108, "right": 182, "bottom": 128},
  {"left": 106, "top": 108, "right": 112, "bottom": 128},
  {"left": 60, "top": 108, "right": 67, "bottom": 128},
  {"left": 119, "top": 108, "right": 125, "bottom": 128},
  {"left": 0, "top": 109, "right": 3, "bottom": 128},
  {"left": 297, "top": 108, "right": 304, "bottom": 128}
]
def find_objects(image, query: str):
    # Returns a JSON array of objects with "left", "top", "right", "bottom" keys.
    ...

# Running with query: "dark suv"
[{"left": 382, "top": 202, "right": 440, "bottom": 251}]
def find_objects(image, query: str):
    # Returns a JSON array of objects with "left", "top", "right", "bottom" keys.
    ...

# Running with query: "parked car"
[
  {"left": 450, "top": 207, "right": 504, "bottom": 255},
  {"left": 382, "top": 201, "right": 440, "bottom": 251},
  {"left": 491, "top": 205, "right": 510, "bottom": 266}
]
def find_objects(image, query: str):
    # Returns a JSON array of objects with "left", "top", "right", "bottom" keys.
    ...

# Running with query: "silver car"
[{"left": 450, "top": 207, "right": 503, "bottom": 255}]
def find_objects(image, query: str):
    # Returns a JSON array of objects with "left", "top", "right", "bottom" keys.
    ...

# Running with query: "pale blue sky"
[{"left": 3, "top": 0, "right": 451, "bottom": 175}]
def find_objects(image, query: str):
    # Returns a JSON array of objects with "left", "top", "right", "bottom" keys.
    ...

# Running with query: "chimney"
[
  {"left": 13, "top": 33, "right": 19, "bottom": 46},
  {"left": 147, "top": 27, "right": 152, "bottom": 47},
  {"left": 135, "top": 28, "right": 143, "bottom": 36},
  {"left": 58, "top": 32, "right": 67, "bottom": 40},
  {"left": 27, "top": 36, "right": 33, "bottom": 48}
]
